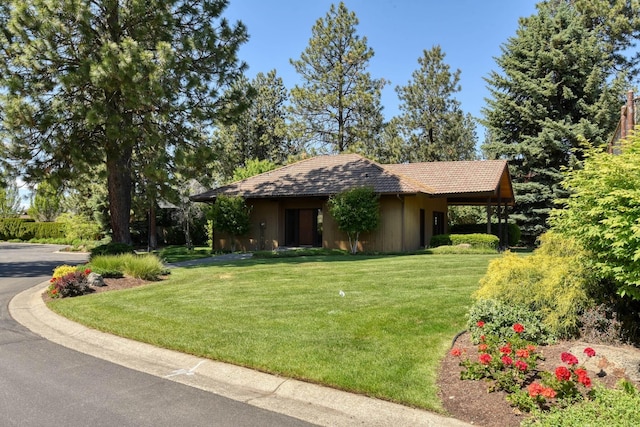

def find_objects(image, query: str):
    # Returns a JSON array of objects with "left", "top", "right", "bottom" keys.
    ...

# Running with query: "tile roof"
[{"left": 190, "top": 154, "right": 513, "bottom": 203}]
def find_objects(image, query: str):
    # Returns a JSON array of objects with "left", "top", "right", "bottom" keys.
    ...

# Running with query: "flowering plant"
[
  {"left": 453, "top": 322, "right": 541, "bottom": 393},
  {"left": 47, "top": 268, "right": 93, "bottom": 298}
]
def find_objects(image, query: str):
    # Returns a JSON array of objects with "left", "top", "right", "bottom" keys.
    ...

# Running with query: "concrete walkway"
[{"left": 9, "top": 261, "right": 472, "bottom": 427}]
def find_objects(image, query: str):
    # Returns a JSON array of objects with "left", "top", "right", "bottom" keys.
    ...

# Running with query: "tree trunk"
[
  {"left": 107, "top": 147, "right": 133, "bottom": 244},
  {"left": 148, "top": 201, "right": 157, "bottom": 251}
]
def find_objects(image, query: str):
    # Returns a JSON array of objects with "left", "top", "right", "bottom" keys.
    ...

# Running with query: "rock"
[{"left": 87, "top": 272, "right": 106, "bottom": 287}]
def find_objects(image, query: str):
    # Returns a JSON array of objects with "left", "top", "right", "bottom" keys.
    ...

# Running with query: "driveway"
[{"left": 0, "top": 243, "right": 312, "bottom": 427}]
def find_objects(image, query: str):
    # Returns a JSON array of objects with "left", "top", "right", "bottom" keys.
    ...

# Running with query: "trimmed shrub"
[
  {"left": 475, "top": 232, "right": 594, "bottom": 338},
  {"left": 450, "top": 223, "right": 521, "bottom": 247},
  {"left": 430, "top": 233, "right": 499, "bottom": 250},
  {"left": 90, "top": 242, "right": 135, "bottom": 259},
  {"left": 467, "top": 298, "right": 556, "bottom": 345},
  {"left": 0, "top": 219, "right": 35, "bottom": 240},
  {"left": 430, "top": 234, "right": 452, "bottom": 247}
]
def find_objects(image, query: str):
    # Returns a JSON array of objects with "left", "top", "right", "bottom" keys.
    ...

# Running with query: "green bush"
[
  {"left": 450, "top": 223, "right": 521, "bottom": 246},
  {"left": 467, "top": 298, "right": 556, "bottom": 345},
  {"left": 429, "top": 234, "right": 452, "bottom": 247},
  {"left": 90, "top": 242, "right": 135, "bottom": 259},
  {"left": 57, "top": 213, "right": 102, "bottom": 241},
  {"left": 430, "top": 233, "right": 499, "bottom": 250},
  {"left": 425, "top": 245, "right": 498, "bottom": 255},
  {"left": 475, "top": 232, "right": 594, "bottom": 338},
  {"left": 0, "top": 218, "right": 34, "bottom": 240},
  {"left": 88, "top": 253, "right": 166, "bottom": 280},
  {"left": 523, "top": 381, "right": 640, "bottom": 427}
]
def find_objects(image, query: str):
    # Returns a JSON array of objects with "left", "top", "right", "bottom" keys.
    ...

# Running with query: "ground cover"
[{"left": 47, "top": 253, "right": 497, "bottom": 412}]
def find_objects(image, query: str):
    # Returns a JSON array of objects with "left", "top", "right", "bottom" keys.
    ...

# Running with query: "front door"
[{"left": 285, "top": 208, "right": 321, "bottom": 247}]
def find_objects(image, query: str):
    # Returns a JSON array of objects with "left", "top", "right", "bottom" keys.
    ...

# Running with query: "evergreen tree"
[
  {"left": 214, "top": 70, "right": 293, "bottom": 180},
  {"left": 289, "top": 2, "right": 385, "bottom": 153},
  {"left": 0, "top": 0, "right": 248, "bottom": 244},
  {"left": 396, "top": 46, "right": 477, "bottom": 162},
  {"left": 28, "top": 181, "right": 64, "bottom": 222},
  {"left": 0, "top": 182, "right": 22, "bottom": 218},
  {"left": 481, "top": 1, "right": 625, "bottom": 244}
]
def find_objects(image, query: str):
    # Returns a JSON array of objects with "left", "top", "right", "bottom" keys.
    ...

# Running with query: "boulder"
[{"left": 87, "top": 272, "right": 106, "bottom": 287}]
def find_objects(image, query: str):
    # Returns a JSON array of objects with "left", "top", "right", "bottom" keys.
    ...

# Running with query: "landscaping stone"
[{"left": 87, "top": 272, "right": 106, "bottom": 287}]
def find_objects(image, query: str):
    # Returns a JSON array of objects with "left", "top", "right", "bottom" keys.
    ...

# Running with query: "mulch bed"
[{"left": 437, "top": 331, "right": 640, "bottom": 427}]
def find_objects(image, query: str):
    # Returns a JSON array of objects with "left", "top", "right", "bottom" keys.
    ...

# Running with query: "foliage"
[
  {"left": 88, "top": 254, "right": 166, "bottom": 280},
  {"left": 523, "top": 380, "right": 640, "bottom": 427},
  {"left": 0, "top": 218, "right": 65, "bottom": 240},
  {"left": 467, "top": 299, "right": 556, "bottom": 345},
  {"left": 454, "top": 322, "right": 542, "bottom": 393},
  {"left": 0, "top": 1, "right": 249, "bottom": 244},
  {"left": 450, "top": 223, "right": 521, "bottom": 247},
  {"left": 0, "top": 181, "right": 22, "bottom": 218},
  {"left": 90, "top": 242, "right": 135, "bottom": 259},
  {"left": 253, "top": 248, "right": 348, "bottom": 258},
  {"left": 52, "top": 265, "right": 82, "bottom": 279},
  {"left": 214, "top": 70, "right": 293, "bottom": 181},
  {"left": 231, "top": 158, "right": 279, "bottom": 182},
  {"left": 47, "top": 268, "right": 93, "bottom": 299},
  {"left": 328, "top": 187, "right": 380, "bottom": 254},
  {"left": 481, "top": 1, "right": 625, "bottom": 244},
  {"left": 289, "top": 2, "right": 385, "bottom": 153},
  {"left": 27, "top": 181, "right": 64, "bottom": 222},
  {"left": 208, "top": 195, "right": 252, "bottom": 251},
  {"left": 424, "top": 245, "right": 498, "bottom": 255},
  {"left": 551, "top": 135, "right": 640, "bottom": 300},
  {"left": 475, "top": 232, "right": 595, "bottom": 338},
  {"left": 57, "top": 213, "right": 102, "bottom": 242},
  {"left": 395, "top": 45, "right": 477, "bottom": 162},
  {"left": 430, "top": 233, "right": 499, "bottom": 249}
]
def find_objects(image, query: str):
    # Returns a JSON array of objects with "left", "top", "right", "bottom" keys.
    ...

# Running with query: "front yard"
[{"left": 47, "top": 253, "right": 497, "bottom": 412}]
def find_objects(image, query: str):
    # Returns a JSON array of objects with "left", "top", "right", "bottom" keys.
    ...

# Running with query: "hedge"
[
  {"left": 430, "top": 233, "right": 499, "bottom": 249},
  {"left": 0, "top": 219, "right": 66, "bottom": 240},
  {"left": 450, "top": 223, "right": 521, "bottom": 247}
]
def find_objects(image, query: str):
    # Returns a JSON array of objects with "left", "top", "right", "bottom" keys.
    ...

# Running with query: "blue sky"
[{"left": 223, "top": 0, "right": 539, "bottom": 128}]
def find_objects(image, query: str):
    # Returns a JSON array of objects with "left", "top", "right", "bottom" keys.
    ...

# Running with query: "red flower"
[
  {"left": 555, "top": 366, "right": 571, "bottom": 381},
  {"left": 480, "top": 335, "right": 486, "bottom": 342},
  {"left": 541, "top": 387, "right": 557, "bottom": 399},
  {"left": 528, "top": 382, "right": 544, "bottom": 397},
  {"left": 478, "top": 343, "right": 488, "bottom": 352},
  {"left": 476, "top": 321, "right": 485, "bottom": 328},
  {"left": 499, "top": 345, "right": 512, "bottom": 355},
  {"left": 515, "top": 360, "right": 528, "bottom": 371},
  {"left": 574, "top": 368, "right": 591, "bottom": 387},
  {"left": 479, "top": 353, "right": 492, "bottom": 365},
  {"left": 526, "top": 344, "right": 536, "bottom": 352},
  {"left": 561, "top": 352, "right": 579, "bottom": 366},
  {"left": 584, "top": 347, "right": 596, "bottom": 358},
  {"left": 501, "top": 355, "right": 513, "bottom": 366},
  {"left": 513, "top": 323, "right": 525, "bottom": 334},
  {"left": 516, "top": 349, "right": 530, "bottom": 359},
  {"left": 450, "top": 348, "right": 462, "bottom": 357},
  {"left": 84, "top": 268, "right": 91, "bottom": 275}
]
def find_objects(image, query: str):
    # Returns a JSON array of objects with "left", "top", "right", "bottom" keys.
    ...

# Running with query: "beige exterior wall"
[{"left": 212, "top": 194, "right": 448, "bottom": 253}]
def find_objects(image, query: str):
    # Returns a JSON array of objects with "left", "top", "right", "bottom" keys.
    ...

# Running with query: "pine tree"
[
  {"left": 289, "top": 2, "right": 385, "bottom": 154},
  {"left": 395, "top": 46, "right": 477, "bottom": 162},
  {"left": 0, "top": 0, "right": 248, "bottom": 244},
  {"left": 482, "top": 1, "right": 625, "bottom": 244}
]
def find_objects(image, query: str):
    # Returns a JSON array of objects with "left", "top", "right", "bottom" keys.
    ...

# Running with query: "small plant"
[
  {"left": 48, "top": 268, "right": 93, "bottom": 298},
  {"left": 52, "top": 264, "right": 81, "bottom": 279}
]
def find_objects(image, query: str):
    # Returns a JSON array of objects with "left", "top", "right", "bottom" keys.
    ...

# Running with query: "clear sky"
[{"left": 223, "top": 0, "right": 540, "bottom": 128}]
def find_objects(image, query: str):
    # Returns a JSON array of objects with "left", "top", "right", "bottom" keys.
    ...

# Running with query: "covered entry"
[{"left": 285, "top": 208, "right": 322, "bottom": 247}]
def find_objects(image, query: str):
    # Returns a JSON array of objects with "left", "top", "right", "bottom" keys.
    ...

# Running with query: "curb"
[{"left": 9, "top": 281, "right": 472, "bottom": 427}]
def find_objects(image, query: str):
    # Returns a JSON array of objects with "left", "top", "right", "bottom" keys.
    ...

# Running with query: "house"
[{"left": 190, "top": 154, "right": 515, "bottom": 252}]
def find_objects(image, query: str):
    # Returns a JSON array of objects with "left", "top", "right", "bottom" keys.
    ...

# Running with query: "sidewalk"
[{"left": 9, "top": 279, "right": 472, "bottom": 427}]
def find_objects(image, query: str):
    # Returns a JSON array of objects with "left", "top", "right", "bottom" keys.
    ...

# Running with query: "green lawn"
[{"left": 48, "top": 253, "right": 497, "bottom": 412}]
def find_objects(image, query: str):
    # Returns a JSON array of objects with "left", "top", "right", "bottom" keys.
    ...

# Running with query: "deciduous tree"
[{"left": 328, "top": 186, "right": 379, "bottom": 254}]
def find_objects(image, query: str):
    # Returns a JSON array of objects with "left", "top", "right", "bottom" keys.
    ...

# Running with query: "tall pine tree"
[
  {"left": 289, "top": 2, "right": 385, "bottom": 154},
  {"left": 482, "top": 0, "right": 625, "bottom": 244},
  {"left": 396, "top": 45, "right": 477, "bottom": 162}
]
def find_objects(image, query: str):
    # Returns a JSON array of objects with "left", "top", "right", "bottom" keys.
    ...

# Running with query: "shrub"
[
  {"left": 450, "top": 223, "right": 521, "bottom": 247},
  {"left": 429, "top": 234, "right": 451, "bottom": 247},
  {"left": 52, "top": 264, "right": 81, "bottom": 279},
  {"left": 474, "top": 232, "right": 594, "bottom": 338},
  {"left": 0, "top": 218, "right": 34, "bottom": 240},
  {"left": 57, "top": 213, "right": 102, "bottom": 241},
  {"left": 90, "top": 242, "right": 135, "bottom": 259},
  {"left": 48, "top": 269, "right": 93, "bottom": 298},
  {"left": 89, "top": 253, "right": 166, "bottom": 280},
  {"left": 467, "top": 299, "right": 556, "bottom": 345},
  {"left": 522, "top": 381, "right": 640, "bottom": 426}
]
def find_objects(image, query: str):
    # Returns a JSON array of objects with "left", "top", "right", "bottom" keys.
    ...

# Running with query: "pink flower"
[
  {"left": 513, "top": 323, "right": 525, "bottom": 334},
  {"left": 499, "top": 345, "right": 512, "bottom": 355},
  {"left": 501, "top": 355, "right": 513, "bottom": 366},
  {"left": 528, "top": 382, "right": 544, "bottom": 397},
  {"left": 479, "top": 353, "right": 492, "bottom": 365},
  {"left": 478, "top": 343, "right": 488, "bottom": 352},
  {"left": 515, "top": 360, "right": 528, "bottom": 371},
  {"left": 584, "top": 347, "right": 596, "bottom": 358},
  {"left": 450, "top": 348, "right": 462, "bottom": 357},
  {"left": 555, "top": 366, "right": 571, "bottom": 381},
  {"left": 541, "top": 387, "right": 557, "bottom": 399},
  {"left": 516, "top": 349, "right": 530, "bottom": 359},
  {"left": 477, "top": 321, "right": 485, "bottom": 328},
  {"left": 561, "top": 352, "right": 579, "bottom": 366}
]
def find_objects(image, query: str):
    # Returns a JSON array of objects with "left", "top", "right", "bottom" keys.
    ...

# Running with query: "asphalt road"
[{"left": 0, "top": 242, "right": 314, "bottom": 427}]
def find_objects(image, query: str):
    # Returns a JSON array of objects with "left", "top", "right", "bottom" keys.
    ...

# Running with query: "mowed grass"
[{"left": 48, "top": 254, "right": 497, "bottom": 412}]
